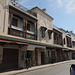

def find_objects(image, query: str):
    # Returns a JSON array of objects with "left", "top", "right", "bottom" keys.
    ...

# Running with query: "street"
[{"left": 15, "top": 60, "right": 75, "bottom": 75}]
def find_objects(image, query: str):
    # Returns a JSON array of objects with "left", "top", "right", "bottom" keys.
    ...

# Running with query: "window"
[
  {"left": 27, "top": 21, "right": 34, "bottom": 31},
  {"left": 48, "top": 30, "right": 53, "bottom": 39},
  {"left": 64, "top": 38, "right": 65, "bottom": 44},
  {"left": 40, "top": 27, "right": 47, "bottom": 38},
  {"left": 27, "top": 24, "right": 30, "bottom": 31},
  {"left": 54, "top": 32, "right": 57, "bottom": 41},
  {"left": 12, "top": 17, "right": 18, "bottom": 27}
]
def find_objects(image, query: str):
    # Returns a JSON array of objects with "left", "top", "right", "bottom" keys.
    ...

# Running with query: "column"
[
  {"left": 23, "top": 19, "right": 26, "bottom": 38},
  {"left": 25, "top": 20, "right": 27, "bottom": 38},
  {"left": 44, "top": 49, "right": 47, "bottom": 64},
  {"left": 37, "top": 49, "right": 41, "bottom": 65},
  {"left": 10, "top": 13, "right": 13, "bottom": 34},
  {"left": 34, "top": 22, "right": 37, "bottom": 40},
  {"left": 20, "top": 46, "right": 27, "bottom": 68},
  {"left": 49, "top": 50, "right": 51, "bottom": 63},
  {"left": 32, "top": 49, "right": 35, "bottom": 66},
  {"left": 55, "top": 50, "right": 57, "bottom": 62}
]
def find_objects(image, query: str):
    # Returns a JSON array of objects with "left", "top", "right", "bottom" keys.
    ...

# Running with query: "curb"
[{"left": 1, "top": 60, "right": 75, "bottom": 75}]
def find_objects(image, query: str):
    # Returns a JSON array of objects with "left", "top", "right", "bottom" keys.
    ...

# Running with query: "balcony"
[
  {"left": 8, "top": 27, "right": 36, "bottom": 40},
  {"left": 66, "top": 36, "right": 72, "bottom": 48},
  {"left": 8, "top": 4, "right": 37, "bottom": 40},
  {"left": 54, "top": 40, "right": 63, "bottom": 46},
  {"left": 53, "top": 29, "right": 63, "bottom": 46}
]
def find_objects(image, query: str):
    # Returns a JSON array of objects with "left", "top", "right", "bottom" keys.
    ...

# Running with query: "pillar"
[
  {"left": 10, "top": 13, "right": 13, "bottom": 34},
  {"left": 34, "top": 22, "right": 37, "bottom": 40},
  {"left": 55, "top": 50, "right": 57, "bottom": 62},
  {"left": 23, "top": 19, "right": 26, "bottom": 38},
  {"left": 20, "top": 46, "right": 27, "bottom": 68},
  {"left": 37, "top": 49, "right": 41, "bottom": 65},
  {"left": 32, "top": 49, "right": 35, "bottom": 66},
  {"left": 44, "top": 49, "right": 48, "bottom": 64}
]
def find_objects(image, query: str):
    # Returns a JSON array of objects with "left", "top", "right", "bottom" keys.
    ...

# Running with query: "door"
[
  {"left": 2, "top": 48, "right": 18, "bottom": 70},
  {"left": 51, "top": 51, "right": 56, "bottom": 63},
  {"left": 41, "top": 52, "right": 44, "bottom": 65}
]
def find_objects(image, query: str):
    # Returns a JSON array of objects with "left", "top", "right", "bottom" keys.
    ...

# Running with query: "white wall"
[{"left": 0, "top": 0, "right": 9, "bottom": 35}]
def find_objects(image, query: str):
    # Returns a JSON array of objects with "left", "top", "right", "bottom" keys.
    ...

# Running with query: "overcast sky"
[{"left": 18, "top": 0, "right": 75, "bottom": 33}]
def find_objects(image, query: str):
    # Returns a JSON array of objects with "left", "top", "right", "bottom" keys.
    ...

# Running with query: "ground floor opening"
[{"left": 2, "top": 48, "right": 18, "bottom": 71}]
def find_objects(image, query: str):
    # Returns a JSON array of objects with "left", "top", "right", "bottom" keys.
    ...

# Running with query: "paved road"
[{"left": 11, "top": 60, "right": 75, "bottom": 75}]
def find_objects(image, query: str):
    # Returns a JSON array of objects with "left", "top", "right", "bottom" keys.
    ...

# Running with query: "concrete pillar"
[
  {"left": 37, "top": 49, "right": 41, "bottom": 65},
  {"left": 49, "top": 50, "right": 51, "bottom": 63},
  {"left": 32, "top": 49, "right": 36, "bottom": 66},
  {"left": 44, "top": 49, "right": 48, "bottom": 64},
  {"left": 20, "top": 46, "right": 27, "bottom": 68},
  {"left": 55, "top": 50, "right": 57, "bottom": 62}
]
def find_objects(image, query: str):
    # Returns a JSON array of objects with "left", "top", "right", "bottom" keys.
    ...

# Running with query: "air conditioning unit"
[{"left": 12, "top": 0, "right": 18, "bottom": 5}]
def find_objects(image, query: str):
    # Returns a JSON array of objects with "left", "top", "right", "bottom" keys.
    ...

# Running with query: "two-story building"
[{"left": 0, "top": 0, "right": 40, "bottom": 71}]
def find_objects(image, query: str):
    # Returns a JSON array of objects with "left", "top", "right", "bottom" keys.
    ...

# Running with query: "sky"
[{"left": 18, "top": 0, "right": 75, "bottom": 33}]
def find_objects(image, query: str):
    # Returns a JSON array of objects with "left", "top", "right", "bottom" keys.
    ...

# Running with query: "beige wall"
[
  {"left": 32, "top": 8, "right": 53, "bottom": 44},
  {"left": 71, "top": 33, "right": 75, "bottom": 49},
  {"left": 62, "top": 31, "right": 68, "bottom": 47},
  {"left": 0, "top": 0, "right": 9, "bottom": 35}
]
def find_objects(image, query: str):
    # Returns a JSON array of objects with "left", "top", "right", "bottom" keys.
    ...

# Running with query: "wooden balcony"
[
  {"left": 54, "top": 40, "right": 63, "bottom": 46},
  {"left": 8, "top": 27, "right": 36, "bottom": 40},
  {"left": 66, "top": 36, "right": 72, "bottom": 48}
]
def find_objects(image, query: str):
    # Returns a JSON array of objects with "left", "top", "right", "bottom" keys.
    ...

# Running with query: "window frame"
[
  {"left": 40, "top": 26, "right": 47, "bottom": 38},
  {"left": 12, "top": 16, "right": 18, "bottom": 27}
]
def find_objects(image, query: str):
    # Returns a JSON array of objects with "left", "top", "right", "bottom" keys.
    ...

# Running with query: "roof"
[
  {"left": 9, "top": 3, "right": 37, "bottom": 21},
  {"left": 31, "top": 7, "right": 54, "bottom": 20}
]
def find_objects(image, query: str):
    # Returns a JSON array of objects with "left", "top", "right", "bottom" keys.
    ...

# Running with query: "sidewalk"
[{"left": 0, "top": 60, "right": 75, "bottom": 75}]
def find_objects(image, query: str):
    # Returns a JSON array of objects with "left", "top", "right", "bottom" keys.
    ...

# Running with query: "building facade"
[{"left": 0, "top": 0, "right": 75, "bottom": 71}]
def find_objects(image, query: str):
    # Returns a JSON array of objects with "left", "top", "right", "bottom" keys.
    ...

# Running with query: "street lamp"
[{"left": 12, "top": 0, "right": 18, "bottom": 5}]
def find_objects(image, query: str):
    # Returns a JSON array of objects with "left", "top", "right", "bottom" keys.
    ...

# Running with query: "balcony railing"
[
  {"left": 8, "top": 27, "right": 36, "bottom": 40},
  {"left": 8, "top": 27, "right": 24, "bottom": 37},
  {"left": 54, "top": 40, "right": 63, "bottom": 46},
  {"left": 67, "top": 43, "right": 72, "bottom": 48}
]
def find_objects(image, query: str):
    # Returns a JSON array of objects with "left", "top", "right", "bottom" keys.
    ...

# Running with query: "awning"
[
  {"left": 15, "top": 42, "right": 28, "bottom": 45},
  {"left": 41, "top": 26, "right": 47, "bottom": 31},
  {"left": 0, "top": 40, "right": 28, "bottom": 45},
  {"left": 48, "top": 29, "right": 53, "bottom": 33},
  {"left": 0, "top": 40, "right": 12, "bottom": 43},
  {"left": 0, "top": 35, "right": 74, "bottom": 51}
]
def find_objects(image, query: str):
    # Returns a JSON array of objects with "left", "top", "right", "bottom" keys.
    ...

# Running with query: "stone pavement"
[{"left": 0, "top": 60, "right": 75, "bottom": 75}]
